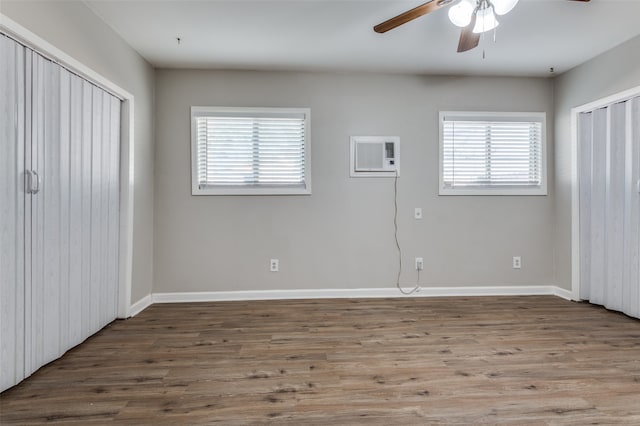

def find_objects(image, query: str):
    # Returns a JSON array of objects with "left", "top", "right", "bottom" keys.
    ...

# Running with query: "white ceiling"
[{"left": 85, "top": 0, "right": 640, "bottom": 77}]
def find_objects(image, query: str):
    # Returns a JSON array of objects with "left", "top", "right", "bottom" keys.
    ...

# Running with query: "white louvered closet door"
[
  {"left": 1, "top": 36, "right": 121, "bottom": 391},
  {"left": 0, "top": 34, "right": 26, "bottom": 393},
  {"left": 579, "top": 97, "right": 640, "bottom": 319}
]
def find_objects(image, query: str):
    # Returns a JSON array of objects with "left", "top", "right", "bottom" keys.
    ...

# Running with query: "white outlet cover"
[
  {"left": 512, "top": 256, "right": 521, "bottom": 269},
  {"left": 270, "top": 259, "right": 279, "bottom": 272},
  {"left": 414, "top": 208, "right": 423, "bottom": 219}
]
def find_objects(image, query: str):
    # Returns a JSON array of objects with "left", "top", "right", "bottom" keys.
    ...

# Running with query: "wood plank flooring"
[{"left": 2, "top": 296, "right": 640, "bottom": 424}]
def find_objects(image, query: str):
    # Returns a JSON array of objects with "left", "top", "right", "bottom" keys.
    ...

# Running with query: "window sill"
[
  {"left": 192, "top": 184, "right": 311, "bottom": 196},
  {"left": 439, "top": 187, "right": 547, "bottom": 196}
]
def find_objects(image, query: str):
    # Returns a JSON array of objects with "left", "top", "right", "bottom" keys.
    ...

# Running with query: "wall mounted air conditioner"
[{"left": 350, "top": 136, "right": 400, "bottom": 177}]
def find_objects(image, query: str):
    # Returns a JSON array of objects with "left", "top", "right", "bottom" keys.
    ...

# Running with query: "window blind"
[
  {"left": 194, "top": 110, "right": 307, "bottom": 190},
  {"left": 442, "top": 116, "right": 543, "bottom": 191}
]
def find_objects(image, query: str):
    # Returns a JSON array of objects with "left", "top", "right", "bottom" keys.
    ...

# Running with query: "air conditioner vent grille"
[{"left": 350, "top": 136, "right": 400, "bottom": 178}]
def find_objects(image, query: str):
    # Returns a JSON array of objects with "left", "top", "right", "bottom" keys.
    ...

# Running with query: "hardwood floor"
[{"left": 2, "top": 296, "right": 640, "bottom": 424}]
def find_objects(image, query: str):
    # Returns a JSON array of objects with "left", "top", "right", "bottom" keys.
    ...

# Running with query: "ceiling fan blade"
[
  {"left": 374, "top": 0, "right": 452, "bottom": 33},
  {"left": 457, "top": 15, "right": 480, "bottom": 52}
]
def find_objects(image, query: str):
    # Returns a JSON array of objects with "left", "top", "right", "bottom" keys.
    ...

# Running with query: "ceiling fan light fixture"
[
  {"left": 492, "top": 0, "right": 519, "bottom": 16},
  {"left": 448, "top": 0, "right": 475, "bottom": 28},
  {"left": 472, "top": 7, "right": 499, "bottom": 33}
]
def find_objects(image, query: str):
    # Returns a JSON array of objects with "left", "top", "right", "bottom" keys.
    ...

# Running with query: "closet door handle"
[
  {"left": 25, "top": 170, "right": 40, "bottom": 194},
  {"left": 31, "top": 170, "right": 40, "bottom": 194},
  {"left": 25, "top": 170, "right": 33, "bottom": 194}
]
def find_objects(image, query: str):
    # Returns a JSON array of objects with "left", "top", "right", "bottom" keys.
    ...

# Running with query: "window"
[
  {"left": 191, "top": 106, "right": 311, "bottom": 195},
  {"left": 439, "top": 111, "right": 546, "bottom": 195}
]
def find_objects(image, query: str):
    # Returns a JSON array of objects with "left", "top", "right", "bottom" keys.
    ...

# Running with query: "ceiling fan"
[{"left": 374, "top": 0, "right": 591, "bottom": 53}]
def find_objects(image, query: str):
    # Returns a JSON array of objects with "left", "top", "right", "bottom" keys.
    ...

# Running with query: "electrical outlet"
[
  {"left": 414, "top": 208, "right": 423, "bottom": 219},
  {"left": 512, "top": 256, "right": 521, "bottom": 269},
  {"left": 415, "top": 257, "right": 424, "bottom": 271},
  {"left": 270, "top": 259, "right": 279, "bottom": 272}
]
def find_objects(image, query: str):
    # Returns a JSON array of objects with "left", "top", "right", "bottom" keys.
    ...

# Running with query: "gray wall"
[
  {"left": 8, "top": 0, "right": 615, "bottom": 296},
  {"left": 1, "top": 1, "right": 155, "bottom": 303},
  {"left": 154, "top": 70, "right": 555, "bottom": 293},
  {"left": 553, "top": 34, "right": 640, "bottom": 291}
]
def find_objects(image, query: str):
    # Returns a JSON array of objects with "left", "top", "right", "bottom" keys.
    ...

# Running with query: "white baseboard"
[
  {"left": 551, "top": 286, "right": 574, "bottom": 301},
  {"left": 128, "top": 294, "right": 152, "bottom": 317},
  {"left": 127, "top": 286, "right": 573, "bottom": 315},
  {"left": 151, "top": 285, "right": 567, "bottom": 304}
]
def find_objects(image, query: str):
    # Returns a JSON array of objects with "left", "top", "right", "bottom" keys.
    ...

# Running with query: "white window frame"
[
  {"left": 190, "top": 106, "right": 311, "bottom": 196},
  {"left": 439, "top": 111, "right": 547, "bottom": 196}
]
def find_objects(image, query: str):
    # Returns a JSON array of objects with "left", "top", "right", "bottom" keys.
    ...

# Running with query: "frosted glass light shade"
[
  {"left": 492, "top": 0, "right": 519, "bottom": 16},
  {"left": 472, "top": 7, "right": 499, "bottom": 33},
  {"left": 448, "top": 0, "right": 476, "bottom": 28}
]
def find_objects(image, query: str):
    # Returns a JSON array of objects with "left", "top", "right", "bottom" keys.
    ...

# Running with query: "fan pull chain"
[
  {"left": 481, "top": 31, "right": 486, "bottom": 59},
  {"left": 482, "top": 27, "right": 498, "bottom": 59}
]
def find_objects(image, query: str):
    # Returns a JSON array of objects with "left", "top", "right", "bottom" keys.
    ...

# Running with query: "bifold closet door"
[
  {"left": 579, "top": 97, "right": 640, "bottom": 319},
  {"left": 1, "top": 36, "right": 121, "bottom": 391},
  {"left": 626, "top": 98, "right": 640, "bottom": 318},
  {"left": 24, "top": 50, "right": 122, "bottom": 376},
  {"left": 0, "top": 34, "right": 26, "bottom": 392}
]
